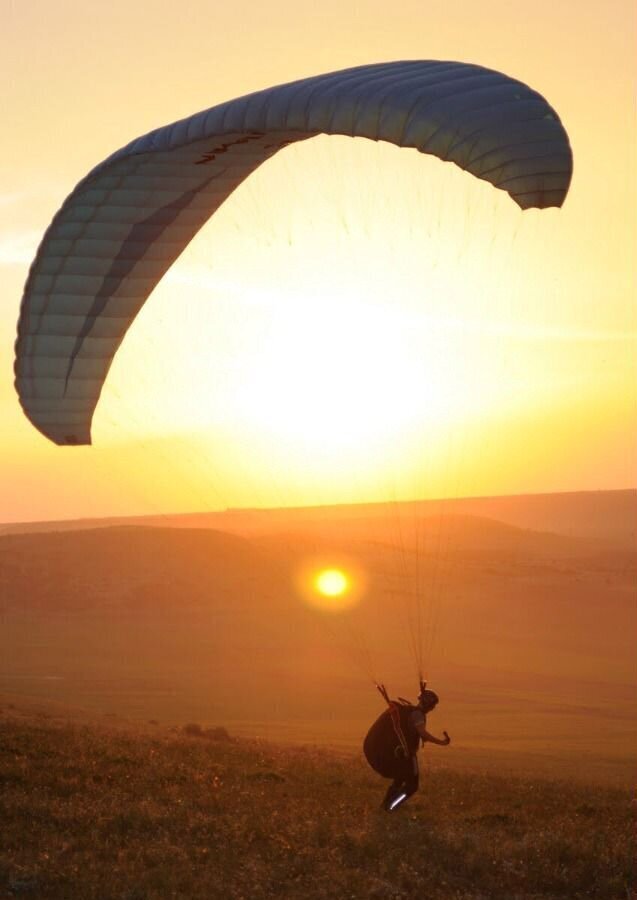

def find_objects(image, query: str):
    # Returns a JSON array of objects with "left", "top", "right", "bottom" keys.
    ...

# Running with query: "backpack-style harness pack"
[{"left": 363, "top": 683, "right": 422, "bottom": 778}]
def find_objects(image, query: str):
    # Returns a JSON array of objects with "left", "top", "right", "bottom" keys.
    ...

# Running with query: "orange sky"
[{"left": 1, "top": 0, "right": 635, "bottom": 523}]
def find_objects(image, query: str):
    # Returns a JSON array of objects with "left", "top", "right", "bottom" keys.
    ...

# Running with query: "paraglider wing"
[{"left": 14, "top": 60, "right": 572, "bottom": 445}]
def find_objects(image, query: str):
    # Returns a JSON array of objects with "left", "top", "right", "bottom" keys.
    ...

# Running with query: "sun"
[
  {"left": 315, "top": 568, "right": 349, "bottom": 598},
  {"left": 299, "top": 563, "right": 361, "bottom": 613}
]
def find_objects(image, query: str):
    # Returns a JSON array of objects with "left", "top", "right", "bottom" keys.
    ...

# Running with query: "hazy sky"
[{"left": 1, "top": 0, "right": 635, "bottom": 523}]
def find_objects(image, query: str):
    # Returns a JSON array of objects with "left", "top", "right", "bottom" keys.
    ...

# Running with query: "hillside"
[
  {"left": 2, "top": 489, "right": 635, "bottom": 547},
  {"left": 0, "top": 706, "right": 633, "bottom": 900}
]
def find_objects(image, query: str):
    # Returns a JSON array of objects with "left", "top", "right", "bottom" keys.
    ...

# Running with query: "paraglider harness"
[
  {"left": 361, "top": 680, "right": 429, "bottom": 780},
  {"left": 375, "top": 680, "right": 427, "bottom": 755}
]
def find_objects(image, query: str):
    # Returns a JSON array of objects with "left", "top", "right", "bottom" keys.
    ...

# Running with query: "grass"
[{"left": 0, "top": 709, "right": 634, "bottom": 899}]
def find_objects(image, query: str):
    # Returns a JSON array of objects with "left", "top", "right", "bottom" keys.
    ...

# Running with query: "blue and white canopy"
[{"left": 15, "top": 60, "right": 573, "bottom": 445}]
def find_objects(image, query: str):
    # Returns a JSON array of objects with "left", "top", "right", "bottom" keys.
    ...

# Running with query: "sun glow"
[
  {"left": 229, "top": 292, "right": 431, "bottom": 450},
  {"left": 295, "top": 558, "right": 365, "bottom": 614},
  {"left": 315, "top": 568, "right": 349, "bottom": 598}
]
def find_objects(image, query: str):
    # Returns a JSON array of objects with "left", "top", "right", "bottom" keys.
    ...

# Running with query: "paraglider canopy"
[{"left": 14, "top": 60, "right": 572, "bottom": 447}]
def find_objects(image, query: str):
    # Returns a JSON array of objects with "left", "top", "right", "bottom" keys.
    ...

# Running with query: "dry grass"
[{"left": 1, "top": 711, "right": 634, "bottom": 899}]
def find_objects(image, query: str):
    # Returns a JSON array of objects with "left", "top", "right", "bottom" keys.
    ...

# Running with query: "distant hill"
[
  {"left": 0, "top": 525, "right": 271, "bottom": 615},
  {"left": 0, "top": 513, "right": 627, "bottom": 616},
  {"left": 1, "top": 512, "right": 635, "bottom": 781},
  {"left": 1, "top": 488, "right": 635, "bottom": 547}
]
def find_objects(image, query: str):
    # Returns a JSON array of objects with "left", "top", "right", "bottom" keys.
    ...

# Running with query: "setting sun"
[
  {"left": 296, "top": 558, "right": 365, "bottom": 614},
  {"left": 315, "top": 568, "right": 350, "bottom": 598}
]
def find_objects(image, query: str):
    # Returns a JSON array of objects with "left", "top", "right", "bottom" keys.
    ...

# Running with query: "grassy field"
[{"left": 1, "top": 706, "right": 634, "bottom": 900}]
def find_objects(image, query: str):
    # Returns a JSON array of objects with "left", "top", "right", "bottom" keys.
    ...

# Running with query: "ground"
[{"left": 1, "top": 706, "right": 634, "bottom": 900}]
